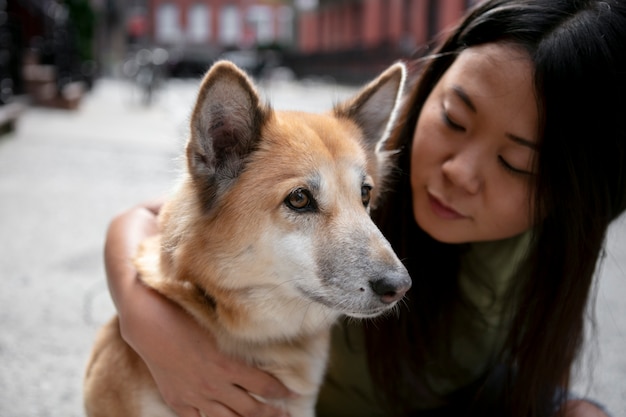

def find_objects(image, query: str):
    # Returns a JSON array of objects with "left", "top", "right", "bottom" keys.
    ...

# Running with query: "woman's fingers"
[
  {"left": 218, "top": 359, "right": 294, "bottom": 401},
  {"left": 208, "top": 382, "right": 289, "bottom": 417},
  {"left": 173, "top": 402, "right": 237, "bottom": 417},
  {"left": 171, "top": 389, "right": 288, "bottom": 417}
]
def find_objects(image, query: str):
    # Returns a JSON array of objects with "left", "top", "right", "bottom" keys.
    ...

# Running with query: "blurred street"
[{"left": 0, "top": 76, "right": 624, "bottom": 416}]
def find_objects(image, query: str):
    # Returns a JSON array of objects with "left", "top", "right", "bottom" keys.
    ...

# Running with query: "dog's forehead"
[{"left": 267, "top": 111, "right": 367, "bottom": 160}]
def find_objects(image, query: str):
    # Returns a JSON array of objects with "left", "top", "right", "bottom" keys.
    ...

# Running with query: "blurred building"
[
  {"left": 288, "top": 0, "right": 476, "bottom": 83},
  {"left": 129, "top": 0, "right": 477, "bottom": 82},
  {"left": 147, "top": 0, "right": 294, "bottom": 49},
  {"left": 128, "top": 0, "right": 294, "bottom": 77},
  {"left": 298, "top": 0, "right": 470, "bottom": 53}
]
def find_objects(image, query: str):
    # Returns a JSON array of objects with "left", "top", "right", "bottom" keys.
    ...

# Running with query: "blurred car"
[{"left": 166, "top": 46, "right": 219, "bottom": 78}]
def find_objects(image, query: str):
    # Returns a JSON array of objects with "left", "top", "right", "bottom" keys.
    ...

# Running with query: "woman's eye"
[
  {"left": 285, "top": 188, "right": 317, "bottom": 212},
  {"left": 361, "top": 185, "right": 372, "bottom": 207},
  {"left": 441, "top": 109, "right": 466, "bottom": 132},
  {"left": 498, "top": 156, "right": 533, "bottom": 176}
]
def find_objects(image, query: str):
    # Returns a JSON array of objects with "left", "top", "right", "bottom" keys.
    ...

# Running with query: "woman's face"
[{"left": 411, "top": 43, "right": 539, "bottom": 243}]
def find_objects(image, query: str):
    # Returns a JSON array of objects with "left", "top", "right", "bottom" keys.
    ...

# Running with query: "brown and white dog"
[{"left": 84, "top": 60, "right": 411, "bottom": 417}]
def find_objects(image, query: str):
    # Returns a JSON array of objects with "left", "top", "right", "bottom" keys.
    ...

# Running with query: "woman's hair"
[{"left": 366, "top": 0, "right": 626, "bottom": 416}]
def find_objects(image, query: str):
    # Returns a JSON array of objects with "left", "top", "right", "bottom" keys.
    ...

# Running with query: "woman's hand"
[{"left": 104, "top": 200, "right": 292, "bottom": 417}]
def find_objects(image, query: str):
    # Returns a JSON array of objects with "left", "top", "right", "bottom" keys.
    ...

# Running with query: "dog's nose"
[{"left": 369, "top": 273, "right": 411, "bottom": 304}]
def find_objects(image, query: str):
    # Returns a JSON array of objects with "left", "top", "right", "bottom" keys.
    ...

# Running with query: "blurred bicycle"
[{"left": 122, "top": 48, "right": 169, "bottom": 106}]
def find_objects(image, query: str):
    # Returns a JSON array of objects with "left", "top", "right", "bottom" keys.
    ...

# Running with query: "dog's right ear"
[{"left": 186, "top": 61, "right": 269, "bottom": 209}]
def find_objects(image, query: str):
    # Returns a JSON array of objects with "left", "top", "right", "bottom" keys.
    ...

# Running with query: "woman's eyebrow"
[
  {"left": 507, "top": 133, "right": 539, "bottom": 150},
  {"left": 451, "top": 85, "right": 477, "bottom": 113},
  {"left": 452, "top": 84, "right": 538, "bottom": 151}
]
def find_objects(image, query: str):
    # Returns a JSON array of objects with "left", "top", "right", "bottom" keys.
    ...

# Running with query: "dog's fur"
[{"left": 84, "top": 61, "right": 411, "bottom": 417}]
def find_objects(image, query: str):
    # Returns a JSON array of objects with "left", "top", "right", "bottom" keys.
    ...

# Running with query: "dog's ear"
[
  {"left": 334, "top": 63, "right": 407, "bottom": 208},
  {"left": 334, "top": 62, "right": 406, "bottom": 154},
  {"left": 186, "top": 60, "right": 270, "bottom": 208}
]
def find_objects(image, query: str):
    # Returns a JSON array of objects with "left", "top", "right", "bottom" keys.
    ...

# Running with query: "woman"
[{"left": 103, "top": 0, "right": 626, "bottom": 416}]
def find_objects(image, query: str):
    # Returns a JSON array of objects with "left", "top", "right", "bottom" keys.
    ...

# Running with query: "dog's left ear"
[{"left": 334, "top": 62, "right": 406, "bottom": 153}]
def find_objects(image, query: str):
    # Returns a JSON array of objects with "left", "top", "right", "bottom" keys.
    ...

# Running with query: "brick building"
[
  {"left": 298, "top": 0, "right": 472, "bottom": 54},
  {"left": 289, "top": 0, "right": 476, "bottom": 82},
  {"left": 134, "top": 0, "right": 477, "bottom": 82},
  {"left": 146, "top": 0, "right": 295, "bottom": 50}
]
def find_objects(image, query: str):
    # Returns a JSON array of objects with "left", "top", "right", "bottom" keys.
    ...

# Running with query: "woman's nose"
[{"left": 441, "top": 150, "right": 482, "bottom": 194}]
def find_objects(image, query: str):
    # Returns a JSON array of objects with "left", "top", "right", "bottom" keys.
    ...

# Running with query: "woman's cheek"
[{"left": 412, "top": 117, "right": 443, "bottom": 165}]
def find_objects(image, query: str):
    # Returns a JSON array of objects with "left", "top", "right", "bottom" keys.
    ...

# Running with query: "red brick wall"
[
  {"left": 296, "top": 0, "right": 470, "bottom": 54},
  {"left": 438, "top": 0, "right": 468, "bottom": 34}
]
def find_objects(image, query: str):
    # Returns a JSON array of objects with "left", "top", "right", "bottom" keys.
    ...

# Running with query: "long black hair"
[{"left": 366, "top": 1, "right": 626, "bottom": 416}]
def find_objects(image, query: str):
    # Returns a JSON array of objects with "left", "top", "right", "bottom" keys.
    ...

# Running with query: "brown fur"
[{"left": 84, "top": 60, "right": 410, "bottom": 417}]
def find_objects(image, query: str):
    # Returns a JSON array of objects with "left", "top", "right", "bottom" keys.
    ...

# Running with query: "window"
[
  {"left": 156, "top": 3, "right": 181, "bottom": 44},
  {"left": 276, "top": 6, "right": 294, "bottom": 44},
  {"left": 219, "top": 5, "right": 241, "bottom": 45},
  {"left": 247, "top": 6, "right": 273, "bottom": 45},
  {"left": 188, "top": 3, "right": 211, "bottom": 43}
]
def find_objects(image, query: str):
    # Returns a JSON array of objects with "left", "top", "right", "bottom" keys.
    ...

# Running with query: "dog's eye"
[
  {"left": 285, "top": 188, "right": 317, "bottom": 212},
  {"left": 361, "top": 185, "right": 372, "bottom": 207}
]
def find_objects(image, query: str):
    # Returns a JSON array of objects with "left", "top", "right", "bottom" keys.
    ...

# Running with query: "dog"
[{"left": 84, "top": 60, "right": 411, "bottom": 417}]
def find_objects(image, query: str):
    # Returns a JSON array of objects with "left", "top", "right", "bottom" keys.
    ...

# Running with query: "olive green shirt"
[{"left": 316, "top": 232, "right": 531, "bottom": 417}]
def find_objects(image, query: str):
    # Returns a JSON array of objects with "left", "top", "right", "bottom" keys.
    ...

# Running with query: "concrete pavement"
[{"left": 0, "top": 76, "right": 624, "bottom": 417}]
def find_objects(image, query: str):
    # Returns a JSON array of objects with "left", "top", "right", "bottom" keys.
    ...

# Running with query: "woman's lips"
[{"left": 428, "top": 193, "right": 466, "bottom": 220}]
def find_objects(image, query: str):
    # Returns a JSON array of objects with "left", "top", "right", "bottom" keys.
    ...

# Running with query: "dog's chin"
[
  {"left": 296, "top": 286, "right": 398, "bottom": 319},
  {"left": 342, "top": 305, "right": 397, "bottom": 319}
]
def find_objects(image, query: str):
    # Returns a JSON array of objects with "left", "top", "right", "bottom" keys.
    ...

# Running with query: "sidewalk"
[{"left": 0, "top": 77, "right": 624, "bottom": 416}]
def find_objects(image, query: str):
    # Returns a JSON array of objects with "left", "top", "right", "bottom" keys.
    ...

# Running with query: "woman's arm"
[{"left": 104, "top": 199, "right": 292, "bottom": 417}]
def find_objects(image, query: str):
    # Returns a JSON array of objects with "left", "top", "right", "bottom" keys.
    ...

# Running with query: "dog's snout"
[{"left": 369, "top": 272, "right": 411, "bottom": 304}]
